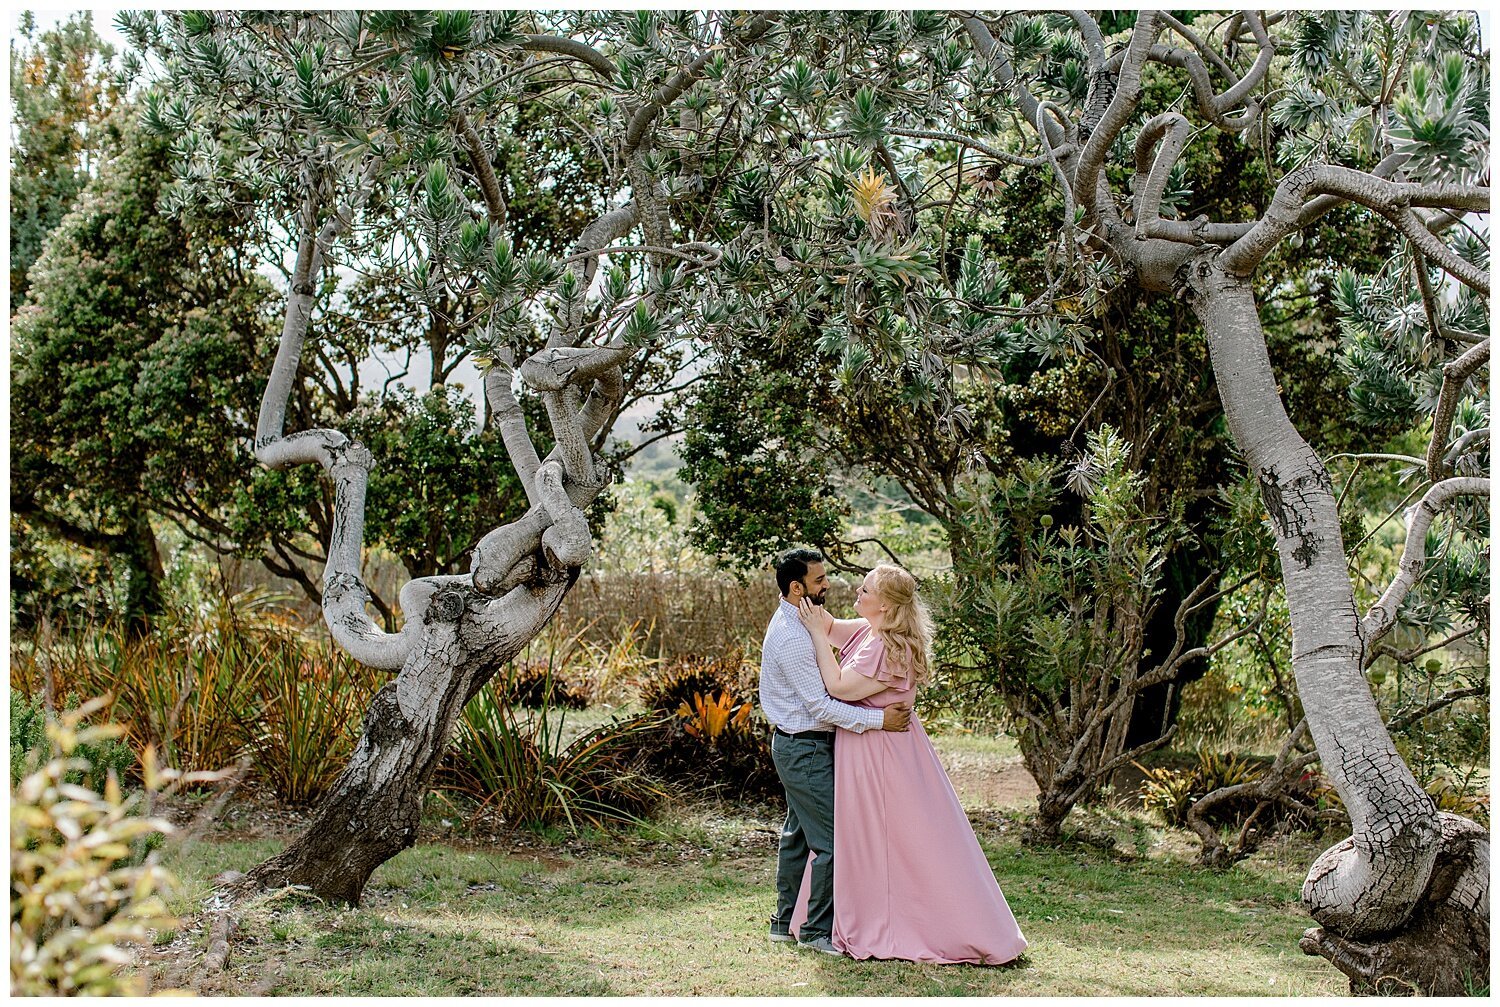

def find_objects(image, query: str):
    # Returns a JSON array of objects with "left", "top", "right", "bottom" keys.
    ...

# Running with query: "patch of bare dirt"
[
  {"left": 152, "top": 783, "right": 314, "bottom": 841},
  {"left": 936, "top": 747, "right": 1039, "bottom": 809}
]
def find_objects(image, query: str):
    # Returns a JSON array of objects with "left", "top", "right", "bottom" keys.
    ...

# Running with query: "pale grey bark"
[
  {"left": 252, "top": 159, "right": 429, "bottom": 671},
  {"left": 1186, "top": 254, "right": 1448, "bottom": 937},
  {"left": 1426, "top": 340, "right": 1491, "bottom": 481},
  {"left": 1072, "top": 11, "right": 1158, "bottom": 215},
  {"left": 1222, "top": 165, "right": 1490, "bottom": 289},
  {"left": 1132, "top": 113, "right": 1255, "bottom": 244},
  {"left": 1299, "top": 813, "right": 1488, "bottom": 995},
  {"left": 468, "top": 199, "right": 640, "bottom": 593},
  {"left": 1361, "top": 477, "right": 1491, "bottom": 643},
  {"left": 955, "top": 9, "right": 1490, "bottom": 984}
]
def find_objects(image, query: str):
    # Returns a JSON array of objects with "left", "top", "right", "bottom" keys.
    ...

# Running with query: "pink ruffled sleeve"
[{"left": 840, "top": 626, "right": 907, "bottom": 684}]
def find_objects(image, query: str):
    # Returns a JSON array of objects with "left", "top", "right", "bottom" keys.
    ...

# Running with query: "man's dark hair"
[{"left": 775, "top": 548, "right": 824, "bottom": 597}]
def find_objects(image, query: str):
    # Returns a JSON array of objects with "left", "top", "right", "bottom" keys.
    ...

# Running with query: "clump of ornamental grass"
[
  {"left": 443, "top": 680, "right": 668, "bottom": 833},
  {"left": 241, "top": 637, "right": 384, "bottom": 807},
  {"left": 11, "top": 590, "right": 300, "bottom": 778}
]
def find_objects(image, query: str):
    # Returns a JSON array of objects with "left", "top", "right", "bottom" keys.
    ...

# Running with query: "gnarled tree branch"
[
  {"left": 1132, "top": 112, "right": 1255, "bottom": 245},
  {"left": 1361, "top": 477, "right": 1490, "bottom": 644},
  {"left": 252, "top": 157, "right": 428, "bottom": 670},
  {"left": 1223, "top": 164, "right": 1490, "bottom": 290},
  {"left": 1073, "top": 11, "right": 1159, "bottom": 223},
  {"left": 1425, "top": 338, "right": 1489, "bottom": 482},
  {"left": 519, "top": 33, "right": 616, "bottom": 80}
]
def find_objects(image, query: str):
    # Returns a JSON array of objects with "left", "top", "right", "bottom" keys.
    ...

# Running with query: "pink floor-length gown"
[{"left": 790, "top": 625, "right": 1028, "bottom": 965}]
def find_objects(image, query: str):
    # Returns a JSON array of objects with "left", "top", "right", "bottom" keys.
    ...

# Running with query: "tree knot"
[
  {"left": 426, "top": 587, "right": 468, "bottom": 624},
  {"left": 331, "top": 440, "right": 375, "bottom": 472},
  {"left": 323, "top": 570, "right": 368, "bottom": 603}
]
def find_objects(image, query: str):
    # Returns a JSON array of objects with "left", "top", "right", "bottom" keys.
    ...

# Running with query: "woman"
[{"left": 787, "top": 564, "right": 1027, "bottom": 965}]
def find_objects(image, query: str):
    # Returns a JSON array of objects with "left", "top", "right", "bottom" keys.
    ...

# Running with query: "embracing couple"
[{"left": 758, "top": 548, "right": 1027, "bottom": 964}]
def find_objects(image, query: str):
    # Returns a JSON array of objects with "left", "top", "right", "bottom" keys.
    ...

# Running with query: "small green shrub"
[
  {"left": 637, "top": 652, "right": 757, "bottom": 715},
  {"left": 1137, "top": 762, "right": 1198, "bottom": 827},
  {"left": 1138, "top": 748, "right": 1277, "bottom": 827},
  {"left": 10, "top": 692, "right": 48, "bottom": 785},
  {"left": 10, "top": 699, "right": 217, "bottom": 996}
]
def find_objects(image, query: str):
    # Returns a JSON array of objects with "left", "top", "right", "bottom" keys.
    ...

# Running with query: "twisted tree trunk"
[
  {"left": 959, "top": 7, "right": 1494, "bottom": 985},
  {"left": 235, "top": 155, "right": 640, "bottom": 903},
  {"left": 1184, "top": 253, "right": 1488, "bottom": 993},
  {"left": 222, "top": 8, "right": 758, "bottom": 901},
  {"left": 244, "top": 576, "right": 569, "bottom": 902}
]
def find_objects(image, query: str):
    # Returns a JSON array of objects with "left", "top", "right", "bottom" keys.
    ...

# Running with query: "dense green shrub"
[{"left": 9, "top": 692, "right": 132, "bottom": 792}]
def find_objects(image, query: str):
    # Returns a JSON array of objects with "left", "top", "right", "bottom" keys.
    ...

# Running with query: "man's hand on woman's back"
[{"left": 881, "top": 703, "right": 912, "bottom": 732}]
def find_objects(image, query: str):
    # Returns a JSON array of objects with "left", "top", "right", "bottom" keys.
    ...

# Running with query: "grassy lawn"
[{"left": 144, "top": 801, "right": 1348, "bottom": 996}]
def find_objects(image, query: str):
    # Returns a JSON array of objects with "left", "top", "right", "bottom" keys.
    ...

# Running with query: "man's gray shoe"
[
  {"left": 768, "top": 929, "right": 796, "bottom": 944},
  {"left": 796, "top": 935, "right": 844, "bottom": 957}
]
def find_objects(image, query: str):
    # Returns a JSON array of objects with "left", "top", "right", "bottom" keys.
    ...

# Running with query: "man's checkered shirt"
[{"left": 757, "top": 598, "right": 884, "bottom": 735}]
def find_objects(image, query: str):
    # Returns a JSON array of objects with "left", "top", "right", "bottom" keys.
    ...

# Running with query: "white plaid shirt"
[{"left": 758, "top": 599, "right": 885, "bottom": 734}]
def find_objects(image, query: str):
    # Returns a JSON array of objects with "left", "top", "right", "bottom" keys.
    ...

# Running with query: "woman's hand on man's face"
[{"left": 798, "top": 598, "right": 832, "bottom": 637}]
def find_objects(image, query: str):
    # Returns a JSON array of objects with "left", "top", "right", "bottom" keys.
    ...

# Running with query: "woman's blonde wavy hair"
[{"left": 869, "top": 564, "right": 932, "bottom": 685}]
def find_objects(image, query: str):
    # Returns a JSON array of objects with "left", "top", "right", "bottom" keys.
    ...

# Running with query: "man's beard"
[{"left": 808, "top": 590, "right": 828, "bottom": 606}]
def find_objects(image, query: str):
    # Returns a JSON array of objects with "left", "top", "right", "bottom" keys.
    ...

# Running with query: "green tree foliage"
[
  {"left": 12, "top": 12, "right": 641, "bottom": 629},
  {"left": 347, "top": 387, "right": 530, "bottom": 580},
  {"left": 10, "top": 112, "right": 274, "bottom": 631},
  {"left": 9, "top": 11, "right": 122, "bottom": 310},
  {"left": 111, "top": 11, "right": 712, "bottom": 621},
  {"left": 673, "top": 337, "right": 851, "bottom": 567},
  {"left": 673, "top": 11, "right": 1394, "bottom": 758}
]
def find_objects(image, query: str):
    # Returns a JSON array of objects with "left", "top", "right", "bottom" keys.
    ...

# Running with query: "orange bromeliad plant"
[{"left": 677, "top": 691, "right": 753, "bottom": 743}]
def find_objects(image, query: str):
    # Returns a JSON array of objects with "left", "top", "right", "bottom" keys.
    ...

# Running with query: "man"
[{"left": 759, "top": 547, "right": 912, "bottom": 957}]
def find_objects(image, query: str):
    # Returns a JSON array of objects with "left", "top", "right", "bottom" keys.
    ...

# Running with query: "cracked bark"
[
  {"left": 243, "top": 574, "right": 570, "bottom": 903},
  {"left": 238, "top": 125, "right": 661, "bottom": 903},
  {"left": 1183, "top": 250, "right": 1487, "bottom": 992}
]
